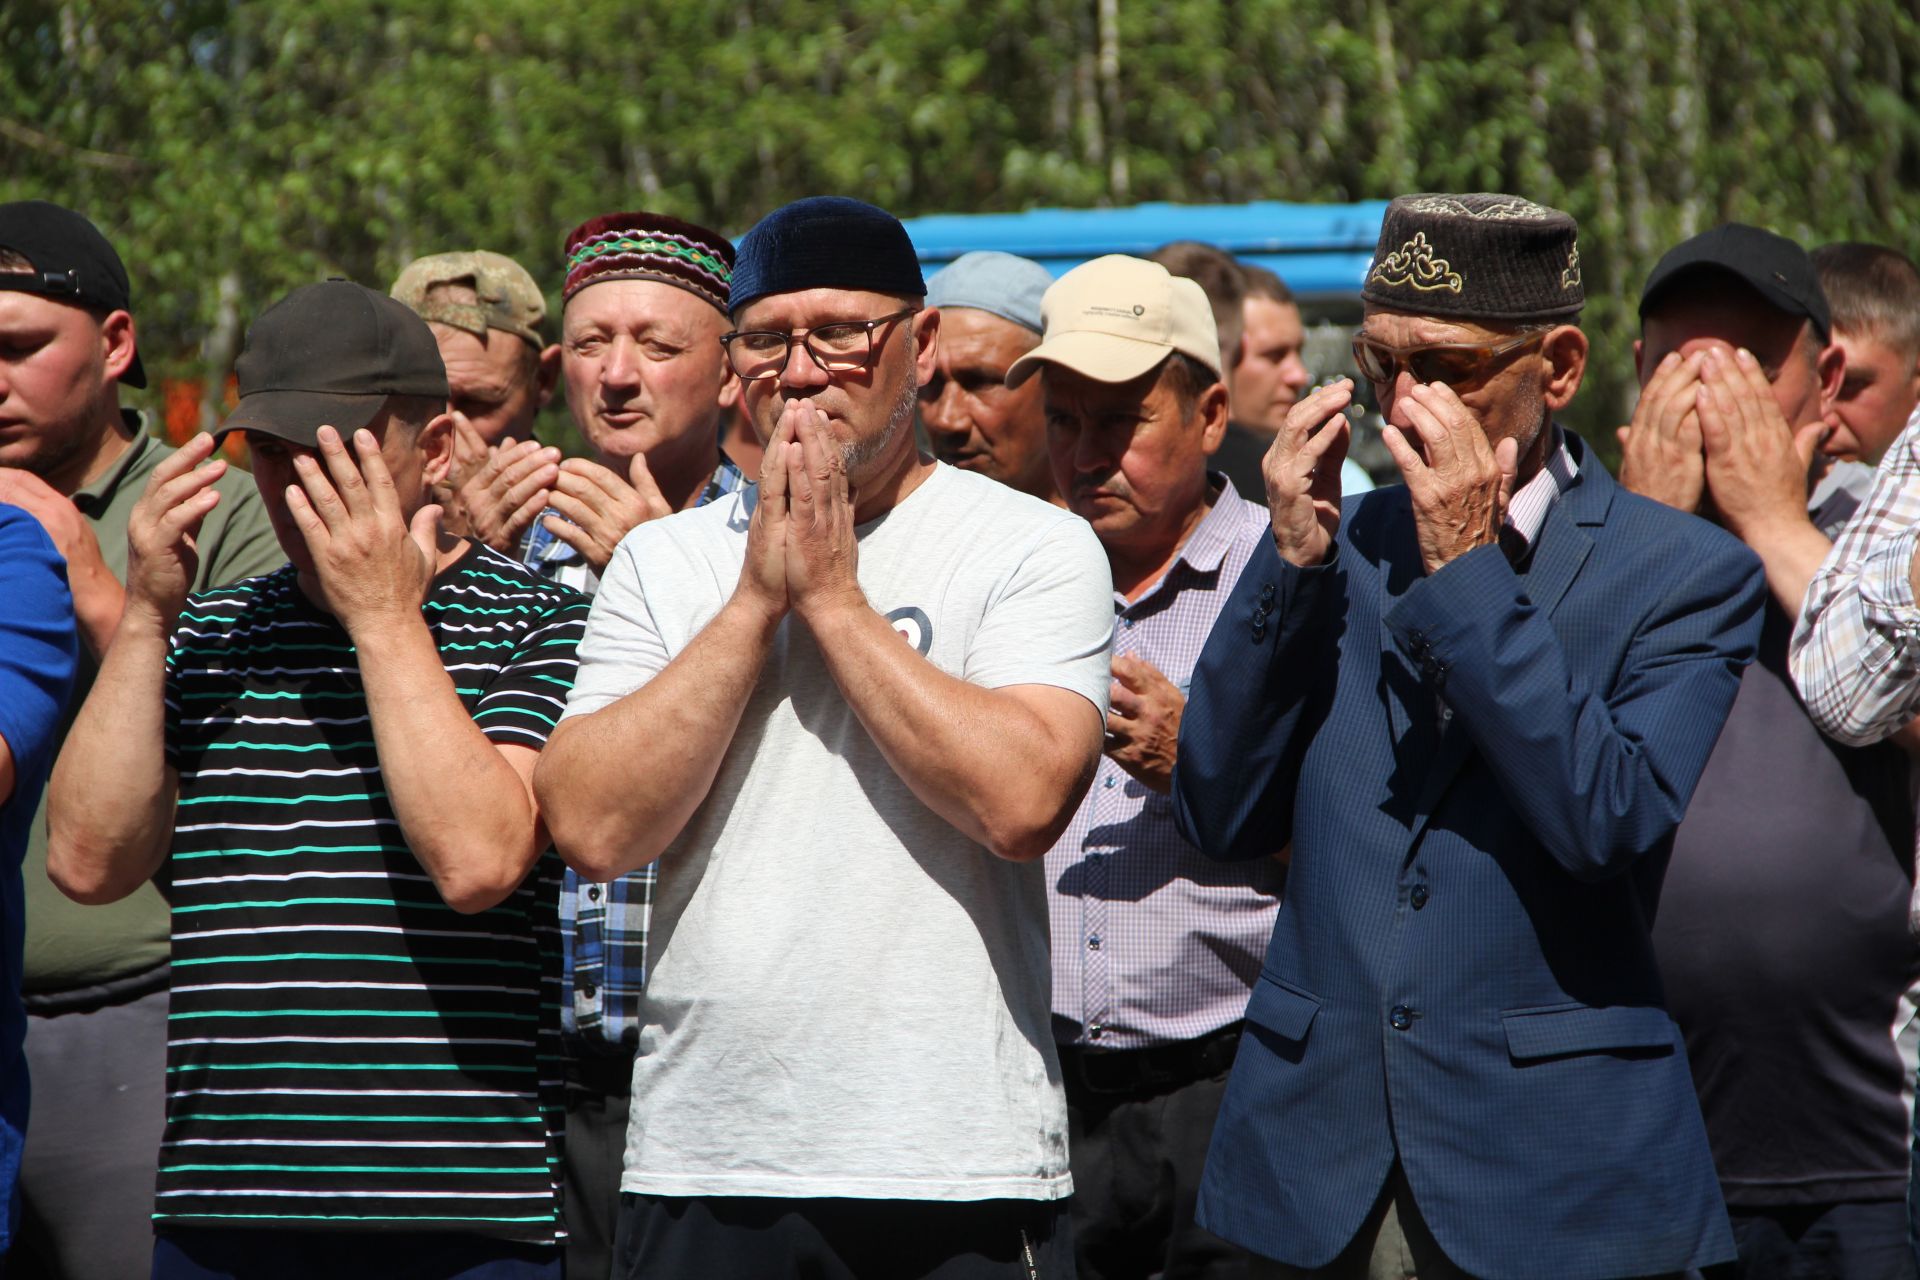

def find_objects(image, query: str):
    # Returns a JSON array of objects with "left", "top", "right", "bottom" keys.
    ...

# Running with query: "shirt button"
[
  {"left": 1390, "top": 1005, "right": 1414, "bottom": 1031},
  {"left": 587, "top": 886, "right": 602, "bottom": 901},
  {"left": 1103, "top": 776, "right": 1116, "bottom": 789},
  {"left": 1087, "top": 935, "right": 1101, "bottom": 950},
  {"left": 581, "top": 983, "right": 598, "bottom": 1000},
  {"left": 1088, "top": 1024, "right": 1104, "bottom": 1040},
  {"left": 1121, "top": 618, "right": 1134, "bottom": 629},
  {"left": 1410, "top": 885, "right": 1429, "bottom": 910}
]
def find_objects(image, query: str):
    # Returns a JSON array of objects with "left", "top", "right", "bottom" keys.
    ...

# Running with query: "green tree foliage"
[{"left": 3, "top": 0, "right": 1916, "bottom": 452}]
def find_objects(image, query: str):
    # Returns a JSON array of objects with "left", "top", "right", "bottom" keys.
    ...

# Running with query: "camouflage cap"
[{"left": 390, "top": 250, "right": 546, "bottom": 347}]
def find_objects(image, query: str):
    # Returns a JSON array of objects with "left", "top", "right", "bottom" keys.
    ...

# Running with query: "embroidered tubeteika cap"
[
  {"left": 563, "top": 212, "right": 734, "bottom": 313},
  {"left": 391, "top": 250, "right": 547, "bottom": 348},
  {"left": 1362, "top": 193, "right": 1585, "bottom": 323},
  {"left": 1006, "top": 254, "right": 1220, "bottom": 387}
]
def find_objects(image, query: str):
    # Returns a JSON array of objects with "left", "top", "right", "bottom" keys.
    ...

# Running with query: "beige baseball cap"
[
  {"left": 390, "top": 250, "right": 546, "bottom": 347},
  {"left": 1006, "top": 254, "right": 1221, "bottom": 387}
]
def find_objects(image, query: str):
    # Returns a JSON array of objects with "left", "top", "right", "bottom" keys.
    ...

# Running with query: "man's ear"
[
  {"left": 418, "top": 411, "right": 457, "bottom": 486},
  {"left": 1543, "top": 325, "right": 1589, "bottom": 412},
  {"left": 912, "top": 307, "right": 942, "bottom": 386},
  {"left": 1814, "top": 338, "right": 1845, "bottom": 418},
  {"left": 716, "top": 366, "right": 742, "bottom": 413},
  {"left": 100, "top": 309, "right": 137, "bottom": 385},
  {"left": 534, "top": 343, "right": 562, "bottom": 410},
  {"left": 1632, "top": 337, "right": 1645, "bottom": 385},
  {"left": 1197, "top": 381, "right": 1231, "bottom": 456}
]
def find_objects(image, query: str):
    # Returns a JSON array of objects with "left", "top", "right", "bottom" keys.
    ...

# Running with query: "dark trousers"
[
  {"left": 613, "top": 1193, "right": 1076, "bottom": 1279},
  {"left": 151, "top": 1230, "right": 561, "bottom": 1280},
  {"left": 1706, "top": 1202, "right": 1914, "bottom": 1280},
  {"left": 13, "top": 988, "right": 169, "bottom": 1280},
  {"left": 1063, "top": 1030, "right": 1254, "bottom": 1280},
  {"left": 561, "top": 1054, "right": 633, "bottom": 1280}
]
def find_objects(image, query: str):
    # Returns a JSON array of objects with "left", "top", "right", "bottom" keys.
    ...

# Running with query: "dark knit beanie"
[{"left": 729, "top": 197, "right": 925, "bottom": 316}]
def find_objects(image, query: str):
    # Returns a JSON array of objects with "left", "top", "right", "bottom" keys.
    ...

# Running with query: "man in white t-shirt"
[{"left": 534, "top": 196, "right": 1114, "bottom": 1280}]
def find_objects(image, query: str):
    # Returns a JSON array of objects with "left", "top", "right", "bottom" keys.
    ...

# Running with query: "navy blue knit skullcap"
[{"left": 729, "top": 196, "right": 926, "bottom": 316}]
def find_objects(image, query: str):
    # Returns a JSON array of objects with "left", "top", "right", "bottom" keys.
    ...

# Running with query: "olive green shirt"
[{"left": 21, "top": 415, "right": 284, "bottom": 1002}]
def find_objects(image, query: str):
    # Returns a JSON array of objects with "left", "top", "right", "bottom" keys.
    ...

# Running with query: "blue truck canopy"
[{"left": 897, "top": 200, "right": 1389, "bottom": 303}]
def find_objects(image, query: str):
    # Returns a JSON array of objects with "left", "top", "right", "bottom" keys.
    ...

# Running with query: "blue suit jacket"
[{"left": 1172, "top": 434, "right": 1763, "bottom": 1280}]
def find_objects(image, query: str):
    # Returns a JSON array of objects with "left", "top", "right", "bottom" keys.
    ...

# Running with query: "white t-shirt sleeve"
[
  {"left": 963, "top": 514, "right": 1115, "bottom": 714},
  {"left": 560, "top": 537, "right": 673, "bottom": 721}
]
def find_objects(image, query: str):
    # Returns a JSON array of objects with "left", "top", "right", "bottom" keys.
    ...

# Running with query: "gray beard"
[{"left": 841, "top": 349, "right": 919, "bottom": 476}]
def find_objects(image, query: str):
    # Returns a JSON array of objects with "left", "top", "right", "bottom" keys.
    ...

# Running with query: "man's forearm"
[
  {"left": 1741, "top": 518, "right": 1832, "bottom": 618},
  {"left": 352, "top": 615, "right": 547, "bottom": 913},
  {"left": 70, "top": 558, "right": 126, "bottom": 660},
  {"left": 47, "top": 603, "right": 176, "bottom": 903},
  {"left": 537, "top": 593, "right": 780, "bottom": 880},
  {"left": 804, "top": 599, "right": 1100, "bottom": 861}
]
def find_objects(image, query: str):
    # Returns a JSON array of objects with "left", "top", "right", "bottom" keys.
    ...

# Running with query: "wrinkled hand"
[
  {"left": 286, "top": 426, "right": 440, "bottom": 636},
  {"left": 0, "top": 465, "right": 126, "bottom": 653},
  {"left": 123, "top": 432, "right": 226, "bottom": 626},
  {"left": 785, "top": 402, "right": 863, "bottom": 621},
  {"left": 1263, "top": 378, "right": 1354, "bottom": 567},
  {"left": 1617, "top": 350, "right": 1707, "bottom": 513},
  {"left": 540, "top": 453, "right": 671, "bottom": 572},
  {"left": 1105, "top": 654, "right": 1183, "bottom": 794},
  {"left": 1697, "top": 345, "right": 1826, "bottom": 545},
  {"left": 1381, "top": 381, "right": 1518, "bottom": 576},
  {"left": 448, "top": 435, "right": 560, "bottom": 551}
]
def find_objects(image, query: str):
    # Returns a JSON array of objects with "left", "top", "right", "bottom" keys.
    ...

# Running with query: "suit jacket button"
[
  {"left": 1410, "top": 885, "right": 1429, "bottom": 910},
  {"left": 1251, "top": 620, "right": 1267, "bottom": 642},
  {"left": 1390, "top": 1005, "right": 1414, "bottom": 1031},
  {"left": 1260, "top": 582, "right": 1276, "bottom": 602}
]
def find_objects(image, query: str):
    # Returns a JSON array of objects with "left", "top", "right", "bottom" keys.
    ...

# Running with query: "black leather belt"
[{"left": 1058, "top": 1022, "right": 1244, "bottom": 1099}]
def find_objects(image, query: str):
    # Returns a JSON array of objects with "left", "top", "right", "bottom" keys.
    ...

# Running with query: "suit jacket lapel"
[{"left": 1402, "top": 432, "right": 1613, "bottom": 846}]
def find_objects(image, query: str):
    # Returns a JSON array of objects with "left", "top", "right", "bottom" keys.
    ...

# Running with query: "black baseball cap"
[
  {"left": 0, "top": 199, "right": 147, "bottom": 388},
  {"left": 1639, "top": 223, "right": 1832, "bottom": 342},
  {"left": 218, "top": 280, "right": 450, "bottom": 446}
]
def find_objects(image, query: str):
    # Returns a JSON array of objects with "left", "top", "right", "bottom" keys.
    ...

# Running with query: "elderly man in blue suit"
[{"left": 1172, "top": 194, "right": 1766, "bottom": 1280}]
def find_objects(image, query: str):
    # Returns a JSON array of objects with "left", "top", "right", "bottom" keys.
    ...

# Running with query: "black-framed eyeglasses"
[
  {"left": 721, "top": 307, "right": 918, "bottom": 381},
  {"left": 1351, "top": 329, "right": 1545, "bottom": 390}
]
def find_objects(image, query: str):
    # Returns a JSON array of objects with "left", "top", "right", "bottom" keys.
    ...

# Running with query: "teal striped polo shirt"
[{"left": 157, "top": 544, "right": 588, "bottom": 1242}]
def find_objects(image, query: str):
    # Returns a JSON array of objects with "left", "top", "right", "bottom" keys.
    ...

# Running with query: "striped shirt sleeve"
[{"left": 472, "top": 596, "right": 592, "bottom": 748}]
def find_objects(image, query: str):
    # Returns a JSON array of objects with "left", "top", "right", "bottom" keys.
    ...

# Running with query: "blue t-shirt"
[{"left": 0, "top": 504, "right": 77, "bottom": 1247}]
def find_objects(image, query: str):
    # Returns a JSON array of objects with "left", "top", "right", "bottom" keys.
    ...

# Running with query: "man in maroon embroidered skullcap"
[
  {"left": 539, "top": 211, "right": 743, "bottom": 1280},
  {"left": 522, "top": 212, "right": 741, "bottom": 594}
]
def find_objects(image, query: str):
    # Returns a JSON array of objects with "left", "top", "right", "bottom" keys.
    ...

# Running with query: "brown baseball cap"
[
  {"left": 390, "top": 250, "right": 546, "bottom": 347},
  {"left": 1006, "top": 254, "right": 1220, "bottom": 387},
  {"left": 217, "top": 280, "right": 450, "bottom": 446}
]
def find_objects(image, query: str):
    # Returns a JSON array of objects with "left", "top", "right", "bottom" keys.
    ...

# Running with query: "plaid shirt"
[
  {"left": 1047, "top": 480, "right": 1284, "bottom": 1049},
  {"left": 1790, "top": 410, "right": 1920, "bottom": 933},
  {"left": 1792, "top": 407, "right": 1920, "bottom": 749},
  {"left": 549, "top": 453, "right": 747, "bottom": 1058}
]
